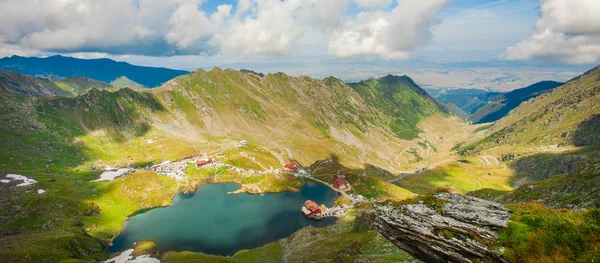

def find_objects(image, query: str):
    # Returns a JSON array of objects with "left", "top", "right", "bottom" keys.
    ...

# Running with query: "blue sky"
[{"left": 0, "top": 0, "right": 598, "bottom": 90}]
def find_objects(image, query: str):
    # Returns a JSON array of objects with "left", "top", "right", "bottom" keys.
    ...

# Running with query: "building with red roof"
[
  {"left": 196, "top": 157, "right": 213, "bottom": 168},
  {"left": 302, "top": 200, "right": 322, "bottom": 216},
  {"left": 333, "top": 177, "right": 350, "bottom": 190},
  {"left": 283, "top": 163, "right": 299, "bottom": 172}
]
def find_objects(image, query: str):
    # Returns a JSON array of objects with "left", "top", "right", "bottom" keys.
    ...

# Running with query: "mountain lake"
[{"left": 108, "top": 182, "right": 338, "bottom": 255}]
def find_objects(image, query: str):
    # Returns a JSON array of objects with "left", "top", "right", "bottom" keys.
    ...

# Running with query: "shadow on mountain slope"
[
  {"left": 572, "top": 114, "right": 600, "bottom": 147},
  {"left": 467, "top": 147, "right": 600, "bottom": 209}
]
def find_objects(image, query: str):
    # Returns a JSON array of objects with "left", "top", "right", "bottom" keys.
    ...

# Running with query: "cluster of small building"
[
  {"left": 149, "top": 153, "right": 219, "bottom": 178},
  {"left": 301, "top": 200, "right": 349, "bottom": 219},
  {"left": 302, "top": 200, "right": 327, "bottom": 217},
  {"left": 151, "top": 160, "right": 189, "bottom": 177},
  {"left": 283, "top": 163, "right": 311, "bottom": 178}
]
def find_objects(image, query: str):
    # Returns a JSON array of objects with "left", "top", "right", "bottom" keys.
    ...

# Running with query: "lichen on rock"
[{"left": 374, "top": 193, "right": 511, "bottom": 263}]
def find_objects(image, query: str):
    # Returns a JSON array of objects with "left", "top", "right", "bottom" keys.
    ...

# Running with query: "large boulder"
[{"left": 374, "top": 193, "right": 511, "bottom": 263}]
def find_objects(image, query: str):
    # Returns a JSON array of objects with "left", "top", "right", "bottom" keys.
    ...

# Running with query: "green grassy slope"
[{"left": 349, "top": 75, "right": 447, "bottom": 139}]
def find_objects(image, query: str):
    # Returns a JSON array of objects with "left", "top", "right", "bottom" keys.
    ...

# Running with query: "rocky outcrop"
[{"left": 374, "top": 193, "right": 511, "bottom": 263}]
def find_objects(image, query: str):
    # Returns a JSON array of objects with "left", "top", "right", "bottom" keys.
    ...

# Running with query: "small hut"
[{"left": 333, "top": 177, "right": 351, "bottom": 191}]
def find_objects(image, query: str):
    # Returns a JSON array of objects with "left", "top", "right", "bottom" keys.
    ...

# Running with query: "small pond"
[{"left": 108, "top": 182, "right": 337, "bottom": 255}]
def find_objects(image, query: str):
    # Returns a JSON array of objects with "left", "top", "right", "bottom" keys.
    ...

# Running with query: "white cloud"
[
  {"left": 165, "top": 0, "right": 221, "bottom": 50},
  {"left": 504, "top": 0, "right": 600, "bottom": 64},
  {"left": 329, "top": 0, "right": 449, "bottom": 59},
  {"left": 354, "top": 0, "right": 392, "bottom": 8},
  {"left": 217, "top": 0, "right": 306, "bottom": 56},
  {"left": 0, "top": 0, "right": 176, "bottom": 54},
  {"left": 0, "top": 0, "right": 450, "bottom": 58}
]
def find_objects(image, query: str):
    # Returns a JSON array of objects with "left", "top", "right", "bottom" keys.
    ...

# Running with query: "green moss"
[{"left": 499, "top": 203, "right": 600, "bottom": 262}]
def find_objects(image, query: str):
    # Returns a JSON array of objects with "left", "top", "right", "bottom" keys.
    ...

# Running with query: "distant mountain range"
[
  {"left": 470, "top": 80, "right": 564, "bottom": 124},
  {"left": 426, "top": 81, "right": 564, "bottom": 123},
  {"left": 425, "top": 88, "right": 502, "bottom": 116},
  {"left": 0, "top": 55, "right": 189, "bottom": 87}
]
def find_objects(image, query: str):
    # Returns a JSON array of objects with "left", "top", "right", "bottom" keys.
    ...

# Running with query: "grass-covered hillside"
[
  {"left": 453, "top": 67, "right": 600, "bottom": 263},
  {"left": 150, "top": 69, "right": 450, "bottom": 170},
  {"left": 0, "top": 70, "right": 113, "bottom": 97},
  {"left": 460, "top": 65, "right": 600, "bottom": 155},
  {"left": 349, "top": 75, "right": 447, "bottom": 139}
]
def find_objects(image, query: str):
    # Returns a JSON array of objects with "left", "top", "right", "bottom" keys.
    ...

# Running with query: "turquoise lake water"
[{"left": 108, "top": 182, "right": 337, "bottom": 255}]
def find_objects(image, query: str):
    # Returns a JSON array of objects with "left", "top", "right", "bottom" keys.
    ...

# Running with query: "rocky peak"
[{"left": 373, "top": 193, "right": 511, "bottom": 263}]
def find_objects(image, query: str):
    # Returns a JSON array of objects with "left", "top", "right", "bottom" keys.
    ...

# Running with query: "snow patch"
[
  {"left": 2, "top": 174, "right": 37, "bottom": 187},
  {"left": 92, "top": 169, "right": 134, "bottom": 182},
  {"left": 102, "top": 249, "right": 160, "bottom": 263},
  {"left": 103, "top": 249, "right": 133, "bottom": 263}
]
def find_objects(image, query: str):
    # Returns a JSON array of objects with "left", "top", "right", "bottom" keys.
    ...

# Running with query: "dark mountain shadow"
[
  {"left": 508, "top": 151, "right": 588, "bottom": 183},
  {"left": 572, "top": 114, "right": 600, "bottom": 146},
  {"left": 468, "top": 147, "right": 600, "bottom": 209},
  {"left": 499, "top": 148, "right": 600, "bottom": 209}
]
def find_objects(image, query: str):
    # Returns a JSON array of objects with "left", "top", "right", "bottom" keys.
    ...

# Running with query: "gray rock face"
[{"left": 374, "top": 193, "right": 511, "bottom": 263}]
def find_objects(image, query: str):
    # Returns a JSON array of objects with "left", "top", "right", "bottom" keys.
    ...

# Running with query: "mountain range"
[
  {"left": 470, "top": 80, "right": 564, "bottom": 123},
  {"left": 426, "top": 80, "right": 564, "bottom": 124},
  {"left": 0, "top": 55, "right": 189, "bottom": 87},
  {"left": 425, "top": 88, "right": 502, "bottom": 116}
]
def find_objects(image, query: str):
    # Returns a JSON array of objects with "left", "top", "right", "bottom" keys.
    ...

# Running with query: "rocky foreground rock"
[{"left": 373, "top": 193, "right": 511, "bottom": 263}]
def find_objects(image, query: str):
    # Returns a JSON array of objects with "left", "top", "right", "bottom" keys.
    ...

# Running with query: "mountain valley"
[{"left": 0, "top": 59, "right": 599, "bottom": 263}]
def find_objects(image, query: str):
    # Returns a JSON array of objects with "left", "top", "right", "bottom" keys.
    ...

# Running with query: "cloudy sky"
[{"left": 1, "top": 0, "right": 599, "bottom": 90}]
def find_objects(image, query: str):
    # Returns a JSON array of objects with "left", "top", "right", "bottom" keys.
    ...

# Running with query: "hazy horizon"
[{"left": 1, "top": 0, "right": 599, "bottom": 91}]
